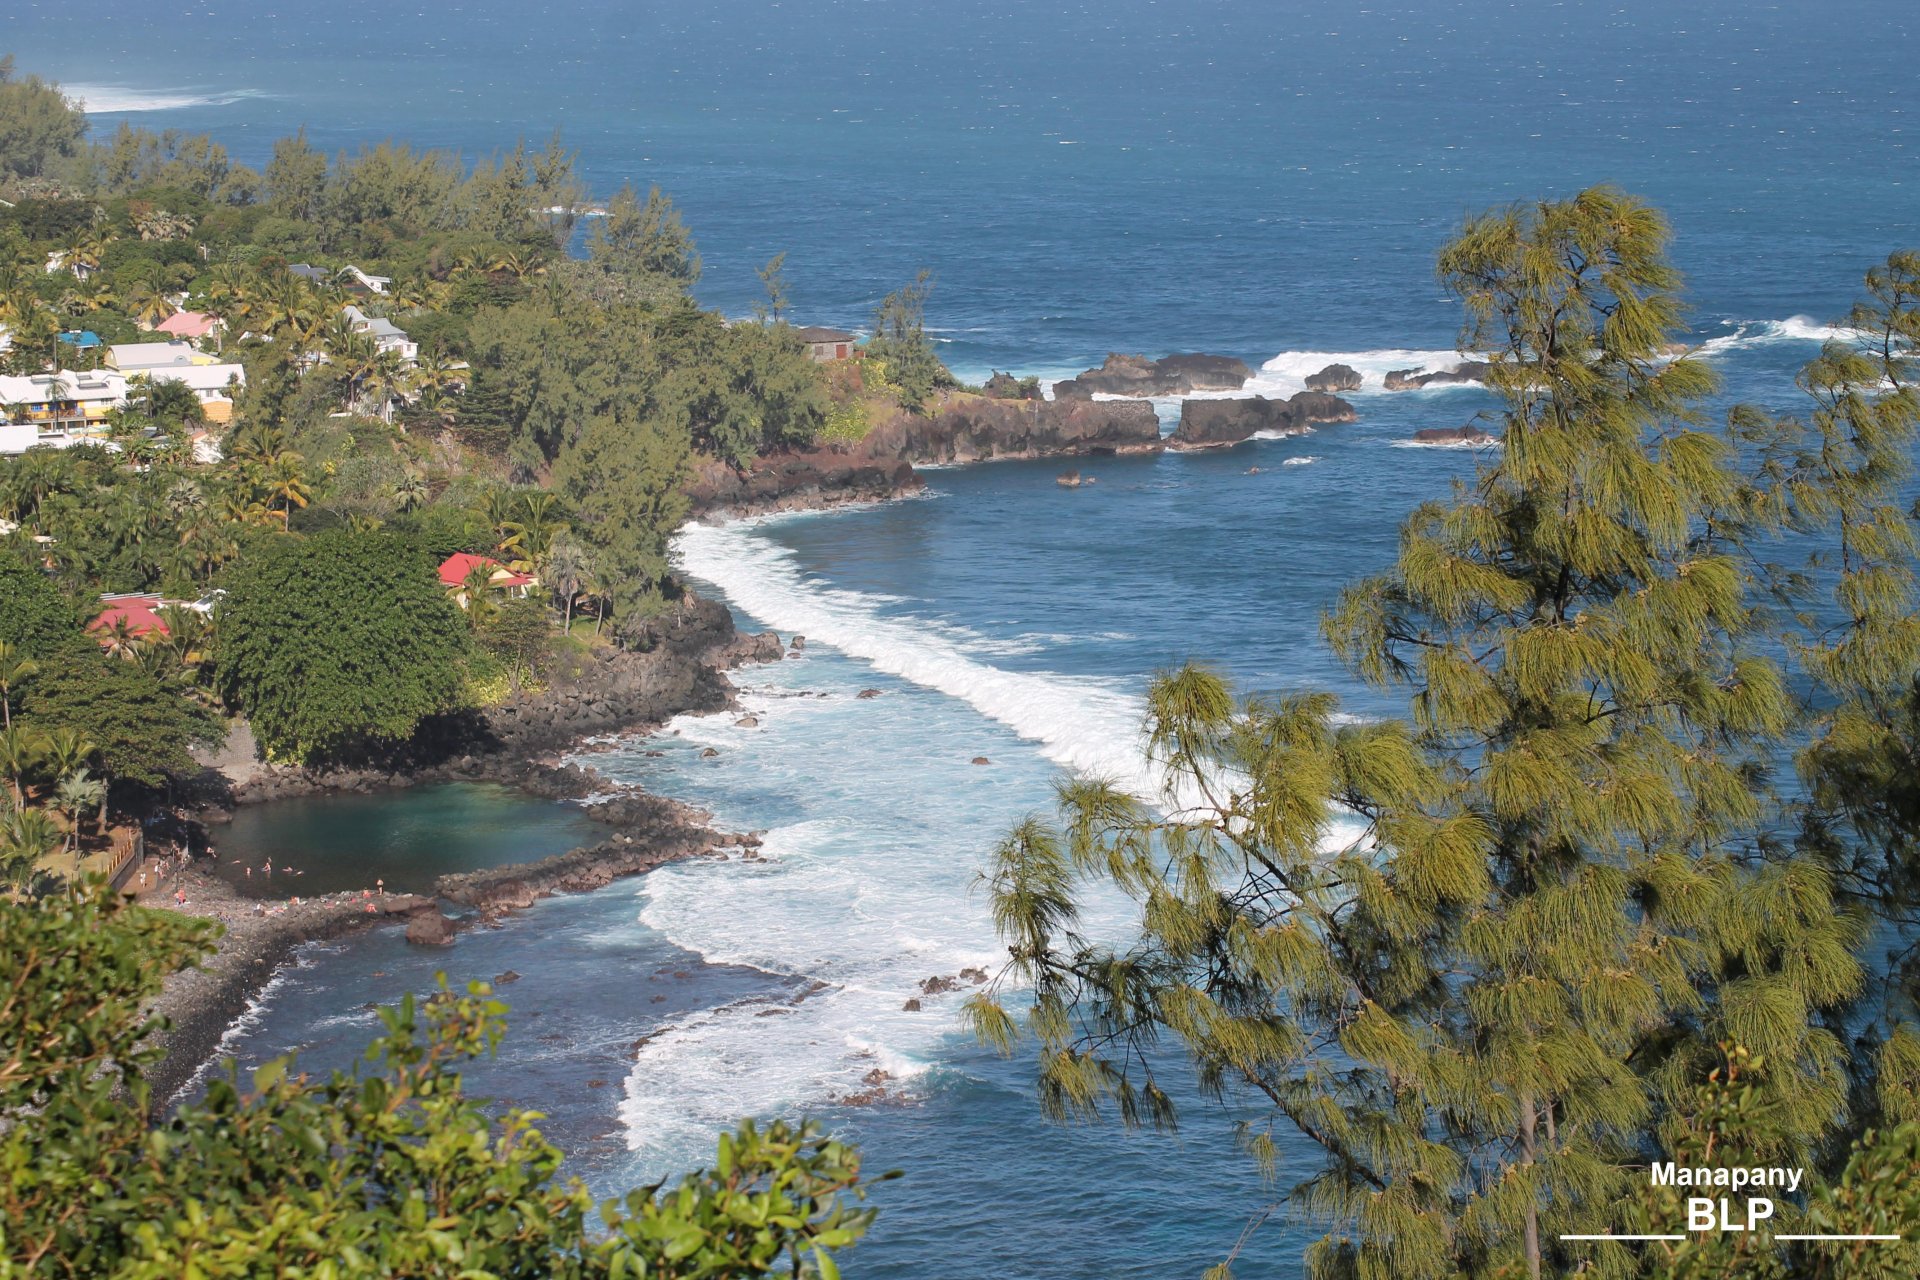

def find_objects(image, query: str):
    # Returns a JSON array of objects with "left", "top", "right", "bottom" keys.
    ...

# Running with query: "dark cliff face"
[
  {"left": 684, "top": 396, "right": 1161, "bottom": 517},
  {"left": 1168, "top": 392, "right": 1357, "bottom": 450},
  {"left": 1052, "top": 352, "right": 1252, "bottom": 399},
  {"left": 864, "top": 396, "right": 1162, "bottom": 463}
]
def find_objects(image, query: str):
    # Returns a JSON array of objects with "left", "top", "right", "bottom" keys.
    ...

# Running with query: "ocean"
[{"left": 8, "top": 1, "right": 1914, "bottom": 1274}]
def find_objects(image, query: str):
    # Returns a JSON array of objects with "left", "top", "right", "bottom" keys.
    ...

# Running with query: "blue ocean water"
[{"left": 11, "top": 2, "right": 1916, "bottom": 1273}]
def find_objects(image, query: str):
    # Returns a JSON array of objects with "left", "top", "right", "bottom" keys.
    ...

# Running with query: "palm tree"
[
  {"left": 460, "top": 562, "right": 501, "bottom": 623},
  {"left": 1, "top": 805, "right": 61, "bottom": 887},
  {"left": 263, "top": 451, "right": 312, "bottom": 530},
  {"left": 52, "top": 768, "right": 105, "bottom": 853},
  {"left": 0, "top": 641, "right": 36, "bottom": 731},
  {"left": 393, "top": 468, "right": 430, "bottom": 513},
  {"left": 97, "top": 615, "right": 144, "bottom": 661},
  {"left": 545, "top": 536, "right": 588, "bottom": 634},
  {"left": 0, "top": 725, "right": 43, "bottom": 806},
  {"left": 125, "top": 282, "right": 176, "bottom": 330}
]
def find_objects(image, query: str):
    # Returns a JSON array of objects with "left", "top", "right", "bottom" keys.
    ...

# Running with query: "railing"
[{"left": 103, "top": 826, "right": 145, "bottom": 892}]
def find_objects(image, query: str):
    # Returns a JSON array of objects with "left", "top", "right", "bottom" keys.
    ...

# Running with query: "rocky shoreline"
[
  {"left": 145, "top": 589, "right": 790, "bottom": 1102},
  {"left": 145, "top": 358, "right": 1367, "bottom": 1100}
]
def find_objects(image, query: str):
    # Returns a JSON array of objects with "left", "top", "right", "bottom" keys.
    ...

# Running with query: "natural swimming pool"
[{"left": 205, "top": 783, "right": 602, "bottom": 899}]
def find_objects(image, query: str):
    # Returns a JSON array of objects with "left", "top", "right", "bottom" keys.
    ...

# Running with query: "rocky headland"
[
  {"left": 1051, "top": 352, "right": 1252, "bottom": 399},
  {"left": 685, "top": 393, "right": 1160, "bottom": 518},
  {"left": 1168, "top": 391, "right": 1358, "bottom": 450}
]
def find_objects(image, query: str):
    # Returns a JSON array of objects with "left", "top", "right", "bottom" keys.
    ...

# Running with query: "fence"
[{"left": 103, "top": 825, "right": 145, "bottom": 893}]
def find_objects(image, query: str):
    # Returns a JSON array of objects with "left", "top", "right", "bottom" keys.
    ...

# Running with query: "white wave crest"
[
  {"left": 675, "top": 520, "right": 1155, "bottom": 794},
  {"left": 1691, "top": 315, "right": 1857, "bottom": 357},
  {"left": 66, "top": 84, "right": 265, "bottom": 114},
  {"left": 1282, "top": 455, "right": 1319, "bottom": 466},
  {"left": 1242, "top": 347, "right": 1477, "bottom": 398}
]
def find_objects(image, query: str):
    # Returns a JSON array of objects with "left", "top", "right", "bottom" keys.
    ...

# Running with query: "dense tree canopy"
[
  {"left": 216, "top": 530, "right": 472, "bottom": 764},
  {"left": 0, "top": 55, "right": 87, "bottom": 180},
  {"left": 19, "top": 647, "right": 221, "bottom": 789},
  {"left": 0, "top": 556, "right": 83, "bottom": 657}
]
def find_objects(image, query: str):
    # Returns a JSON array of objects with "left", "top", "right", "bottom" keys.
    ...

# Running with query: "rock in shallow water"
[{"left": 405, "top": 906, "right": 454, "bottom": 946}]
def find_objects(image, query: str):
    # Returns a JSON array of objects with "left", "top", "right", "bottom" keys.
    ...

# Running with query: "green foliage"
[
  {"left": 0, "top": 555, "right": 84, "bottom": 658},
  {"left": 553, "top": 410, "right": 690, "bottom": 627},
  {"left": 819, "top": 401, "right": 873, "bottom": 445},
  {"left": 18, "top": 647, "right": 221, "bottom": 789},
  {"left": 476, "top": 595, "right": 554, "bottom": 692},
  {"left": 865, "top": 271, "right": 950, "bottom": 412},
  {"left": 973, "top": 190, "right": 1920, "bottom": 1279},
  {"left": 0, "top": 55, "right": 87, "bottom": 181},
  {"left": 584, "top": 181, "right": 701, "bottom": 306},
  {"left": 216, "top": 529, "right": 472, "bottom": 763},
  {"left": 0, "top": 882, "right": 881, "bottom": 1278}
]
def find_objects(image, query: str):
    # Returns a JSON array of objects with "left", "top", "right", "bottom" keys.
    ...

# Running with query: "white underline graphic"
[
  {"left": 1774, "top": 1235, "right": 1903, "bottom": 1242},
  {"left": 1560, "top": 1234, "right": 1902, "bottom": 1244},
  {"left": 1558, "top": 1235, "right": 1686, "bottom": 1241}
]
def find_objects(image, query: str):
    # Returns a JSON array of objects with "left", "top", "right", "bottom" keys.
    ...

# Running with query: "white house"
[
  {"left": 0, "top": 370, "right": 127, "bottom": 453},
  {"left": 143, "top": 363, "right": 246, "bottom": 423},
  {"left": 108, "top": 341, "right": 212, "bottom": 372},
  {"left": 341, "top": 305, "right": 418, "bottom": 364},
  {"left": 343, "top": 265, "right": 392, "bottom": 295}
]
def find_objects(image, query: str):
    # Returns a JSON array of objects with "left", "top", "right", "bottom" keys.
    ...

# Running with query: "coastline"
[{"left": 141, "top": 383, "right": 1298, "bottom": 1102}]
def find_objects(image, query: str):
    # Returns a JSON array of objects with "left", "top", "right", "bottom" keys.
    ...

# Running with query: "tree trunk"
[{"left": 1520, "top": 1090, "right": 1541, "bottom": 1280}]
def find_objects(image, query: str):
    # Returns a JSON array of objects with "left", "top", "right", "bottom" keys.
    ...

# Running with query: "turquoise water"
[
  {"left": 8, "top": 1, "right": 1914, "bottom": 1273},
  {"left": 207, "top": 783, "right": 601, "bottom": 898}
]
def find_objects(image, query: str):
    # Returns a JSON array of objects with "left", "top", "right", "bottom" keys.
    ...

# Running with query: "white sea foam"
[
  {"left": 1282, "top": 455, "right": 1319, "bottom": 466},
  {"left": 64, "top": 84, "right": 265, "bottom": 114},
  {"left": 1241, "top": 347, "right": 1477, "bottom": 398},
  {"left": 167, "top": 969, "right": 291, "bottom": 1107},
  {"left": 1390, "top": 436, "right": 1502, "bottom": 450},
  {"left": 1691, "top": 315, "right": 1857, "bottom": 357},
  {"left": 609, "top": 518, "right": 1375, "bottom": 1169},
  {"left": 675, "top": 520, "right": 1155, "bottom": 794}
]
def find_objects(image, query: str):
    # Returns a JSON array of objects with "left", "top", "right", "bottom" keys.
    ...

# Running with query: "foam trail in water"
[
  {"left": 676, "top": 520, "right": 1156, "bottom": 795},
  {"left": 66, "top": 85, "right": 265, "bottom": 113}
]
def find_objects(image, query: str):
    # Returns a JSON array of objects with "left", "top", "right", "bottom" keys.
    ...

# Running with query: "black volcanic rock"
[
  {"left": 982, "top": 370, "right": 1042, "bottom": 400},
  {"left": 1305, "top": 362, "right": 1362, "bottom": 392},
  {"left": 683, "top": 395, "right": 1161, "bottom": 519},
  {"left": 1411, "top": 425, "right": 1499, "bottom": 446},
  {"left": 1052, "top": 352, "right": 1252, "bottom": 399},
  {"left": 1383, "top": 361, "right": 1490, "bottom": 391},
  {"left": 1168, "top": 392, "right": 1358, "bottom": 450}
]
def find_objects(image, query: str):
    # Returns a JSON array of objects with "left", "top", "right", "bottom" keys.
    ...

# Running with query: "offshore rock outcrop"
[
  {"left": 1052, "top": 352, "right": 1252, "bottom": 399},
  {"left": 1411, "top": 425, "right": 1499, "bottom": 446},
  {"left": 1384, "top": 361, "right": 1490, "bottom": 390},
  {"left": 1168, "top": 392, "right": 1358, "bottom": 450},
  {"left": 1305, "top": 362, "right": 1363, "bottom": 392},
  {"left": 685, "top": 395, "right": 1160, "bottom": 518}
]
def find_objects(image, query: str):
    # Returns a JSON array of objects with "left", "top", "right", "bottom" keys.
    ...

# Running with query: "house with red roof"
[
  {"left": 89, "top": 594, "right": 170, "bottom": 645},
  {"left": 154, "top": 311, "right": 220, "bottom": 340},
  {"left": 438, "top": 553, "right": 536, "bottom": 608}
]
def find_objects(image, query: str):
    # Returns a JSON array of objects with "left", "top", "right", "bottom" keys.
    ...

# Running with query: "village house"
[
  {"left": 438, "top": 553, "right": 536, "bottom": 608},
  {"left": 0, "top": 369, "right": 127, "bottom": 452},
  {"left": 107, "top": 340, "right": 215, "bottom": 372},
  {"left": 341, "top": 305, "right": 419, "bottom": 364},
  {"left": 87, "top": 591, "right": 221, "bottom": 645},
  {"left": 0, "top": 354, "right": 247, "bottom": 452},
  {"left": 154, "top": 311, "right": 221, "bottom": 341},
  {"left": 795, "top": 326, "right": 857, "bottom": 363}
]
